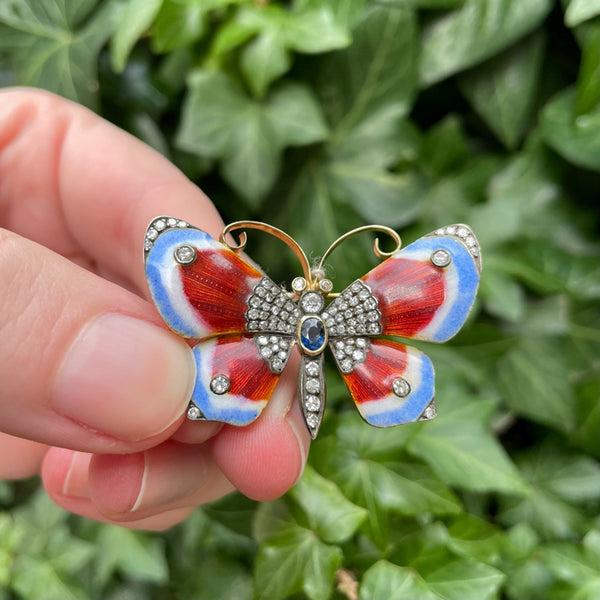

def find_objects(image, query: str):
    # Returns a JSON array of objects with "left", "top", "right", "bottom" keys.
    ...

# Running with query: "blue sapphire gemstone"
[{"left": 300, "top": 317, "right": 326, "bottom": 353}]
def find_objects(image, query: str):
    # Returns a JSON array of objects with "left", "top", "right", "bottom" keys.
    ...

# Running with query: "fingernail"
[
  {"left": 129, "top": 446, "right": 208, "bottom": 513},
  {"left": 62, "top": 451, "right": 92, "bottom": 498},
  {"left": 53, "top": 314, "right": 195, "bottom": 441}
]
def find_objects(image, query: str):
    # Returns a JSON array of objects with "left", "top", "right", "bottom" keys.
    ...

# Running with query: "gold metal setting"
[{"left": 220, "top": 221, "right": 402, "bottom": 297}]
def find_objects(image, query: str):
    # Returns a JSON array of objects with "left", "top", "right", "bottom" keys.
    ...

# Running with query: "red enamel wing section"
[
  {"left": 343, "top": 339, "right": 409, "bottom": 404},
  {"left": 191, "top": 335, "right": 287, "bottom": 425},
  {"left": 361, "top": 257, "right": 444, "bottom": 339},
  {"left": 211, "top": 335, "right": 279, "bottom": 401},
  {"left": 180, "top": 249, "right": 261, "bottom": 336},
  {"left": 339, "top": 339, "right": 435, "bottom": 427}
]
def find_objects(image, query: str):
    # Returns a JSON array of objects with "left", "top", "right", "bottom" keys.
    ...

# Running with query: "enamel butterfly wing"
[{"left": 143, "top": 217, "right": 481, "bottom": 438}]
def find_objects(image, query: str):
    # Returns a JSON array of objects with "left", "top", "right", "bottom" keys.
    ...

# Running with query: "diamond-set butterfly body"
[{"left": 144, "top": 217, "right": 481, "bottom": 438}]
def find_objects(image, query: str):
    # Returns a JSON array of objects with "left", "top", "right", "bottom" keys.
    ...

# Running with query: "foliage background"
[{"left": 1, "top": 0, "right": 599, "bottom": 598}]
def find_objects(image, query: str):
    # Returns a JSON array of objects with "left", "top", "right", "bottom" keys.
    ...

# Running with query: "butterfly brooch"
[{"left": 143, "top": 217, "right": 481, "bottom": 438}]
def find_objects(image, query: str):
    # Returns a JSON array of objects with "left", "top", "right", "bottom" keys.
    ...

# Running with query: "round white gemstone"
[
  {"left": 306, "top": 378, "right": 320, "bottom": 394},
  {"left": 154, "top": 219, "right": 166, "bottom": 231},
  {"left": 292, "top": 277, "right": 307, "bottom": 292},
  {"left": 470, "top": 246, "right": 480, "bottom": 257},
  {"left": 174, "top": 245, "right": 196, "bottom": 265},
  {"left": 435, "top": 228, "right": 445, "bottom": 235},
  {"left": 300, "top": 292, "right": 325, "bottom": 313},
  {"left": 431, "top": 249, "right": 451, "bottom": 268},
  {"left": 356, "top": 338, "right": 367, "bottom": 348},
  {"left": 306, "top": 395, "right": 321, "bottom": 411},
  {"left": 271, "top": 358, "right": 284, "bottom": 372},
  {"left": 210, "top": 375, "right": 230, "bottom": 395},
  {"left": 367, "top": 323, "right": 381, "bottom": 334},
  {"left": 465, "top": 236, "right": 476, "bottom": 247},
  {"left": 319, "top": 279, "right": 333, "bottom": 293},
  {"left": 187, "top": 405, "right": 202, "bottom": 419},
  {"left": 167, "top": 218, "right": 177, "bottom": 227},
  {"left": 424, "top": 405, "right": 436, "bottom": 419},
  {"left": 305, "top": 361, "right": 320, "bottom": 377},
  {"left": 177, "top": 220, "right": 188, "bottom": 227},
  {"left": 352, "top": 349, "right": 365, "bottom": 362},
  {"left": 446, "top": 226, "right": 456, "bottom": 235},
  {"left": 257, "top": 335, "right": 268, "bottom": 345},
  {"left": 144, "top": 241, "right": 153, "bottom": 252},
  {"left": 351, "top": 282, "right": 362, "bottom": 293},
  {"left": 392, "top": 377, "right": 411, "bottom": 398},
  {"left": 146, "top": 228, "right": 158, "bottom": 241},
  {"left": 340, "top": 359, "right": 353, "bottom": 373},
  {"left": 306, "top": 413, "right": 319, "bottom": 428},
  {"left": 457, "top": 227, "right": 468, "bottom": 238},
  {"left": 364, "top": 298, "right": 377, "bottom": 310},
  {"left": 260, "top": 347, "right": 273, "bottom": 359}
]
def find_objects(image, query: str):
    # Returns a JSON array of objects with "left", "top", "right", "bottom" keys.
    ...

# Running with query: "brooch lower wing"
[
  {"left": 327, "top": 225, "right": 481, "bottom": 427},
  {"left": 144, "top": 217, "right": 295, "bottom": 424}
]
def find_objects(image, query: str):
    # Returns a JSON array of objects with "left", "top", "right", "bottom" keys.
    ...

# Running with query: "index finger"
[{"left": 0, "top": 87, "right": 224, "bottom": 294}]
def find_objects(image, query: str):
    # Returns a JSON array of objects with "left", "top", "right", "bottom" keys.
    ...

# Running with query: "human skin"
[{"left": 0, "top": 88, "right": 310, "bottom": 530}]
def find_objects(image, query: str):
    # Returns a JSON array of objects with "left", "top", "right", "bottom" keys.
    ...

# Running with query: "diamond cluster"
[
  {"left": 323, "top": 280, "right": 382, "bottom": 337},
  {"left": 255, "top": 335, "right": 293, "bottom": 373},
  {"left": 418, "top": 401, "right": 437, "bottom": 421},
  {"left": 144, "top": 217, "right": 189, "bottom": 253},
  {"left": 331, "top": 337, "right": 370, "bottom": 374},
  {"left": 245, "top": 277, "right": 301, "bottom": 335},
  {"left": 433, "top": 225, "right": 480, "bottom": 259},
  {"left": 301, "top": 358, "right": 324, "bottom": 434}
]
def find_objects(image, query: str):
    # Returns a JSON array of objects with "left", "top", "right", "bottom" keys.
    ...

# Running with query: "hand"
[{"left": 0, "top": 88, "right": 310, "bottom": 530}]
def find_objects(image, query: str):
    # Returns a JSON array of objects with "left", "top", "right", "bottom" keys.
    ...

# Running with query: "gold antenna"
[
  {"left": 220, "top": 221, "right": 313, "bottom": 284},
  {"left": 317, "top": 225, "right": 401, "bottom": 272}
]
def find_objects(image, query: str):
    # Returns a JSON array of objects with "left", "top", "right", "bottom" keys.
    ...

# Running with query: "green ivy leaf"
[
  {"left": 176, "top": 71, "right": 329, "bottom": 205},
  {"left": 574, "top": 24, "right": 600, "bottom": 117},
  {"left": 479, "top": 266, "right": 526, "bottom": 322},
  {"left": 497, "top": 337, "right": 577, "bottom": 432},
  {"left": 414, "top": 550, "right": 505, "bottom": 600},
  {"left": 289, "top": 465, "right": 367, "bottom": 544},
  {"left": 235, "top": 5, "right": 350, "bottom": 97},
  {"left": 151, "top": 0, "right": 207, "bottom": 53},
  {"left": 407, "top": 390, "right": 528, "bottom": 495},
  {"left": 420, "top": 0, "right": 553, "bottom": 87},
  {"left": 540, "top": 86, "right": 600, "bottom": 172},
  {"left": 564, "top": 0, "right": 600, "bottom": 27},
  {"left": 571, "top": 377, "right": 600, "bottom": 458},
  {"left": 359, "top": 560, "right": 441, "bottom": 600},
  {"left": 320, "top": 4, "right": 418, "bottom": 132},
  {"left": 0, "top": 0, "right": 121, "bottom": 108},
  {"left": 110, "top": 0, "right": 162, "bottom": 72},
  {"left": 265, "top": 83, "right": 330, "bottom": 146},
  {"left": 255, "top": 523, "right": 343, "bottom": 600},
  {"left": 539, "top": 532, "right": 600, "bottom": 600},
  {"left": 458, "top": 32, "right": 546, "bottom": 149},
  {"left": 312, "top": 413, "right": 462, "bottom": 545},
  {"left": 419, "top": 115, "right": 470, "bottom": 178},
  {"left": 470, "top": 144, "right": 559, "bottom": 249},
  {"left": 498, "top": 444, "right": 600, "bottom": 540},
  {"left": 93, "top": 525, "right": 168, "bottom": 587},
  {"left": 445, "top": 515, "right": 507, "bottom": 565}
]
